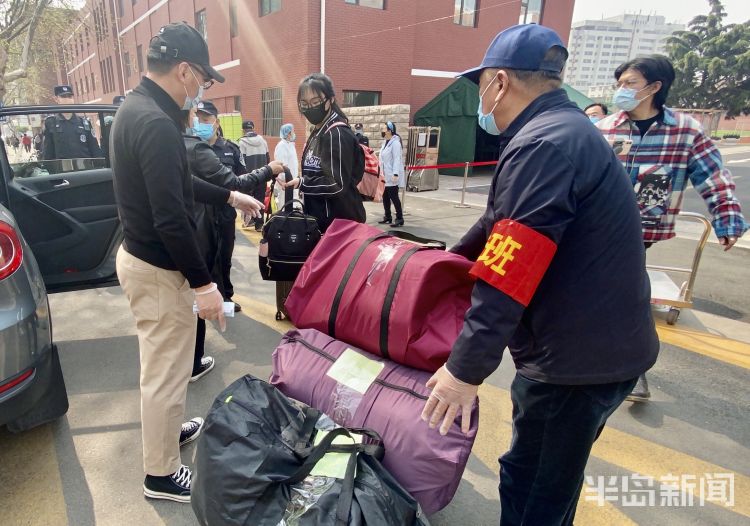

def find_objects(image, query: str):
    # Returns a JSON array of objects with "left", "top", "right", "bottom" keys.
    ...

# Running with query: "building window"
[
  {"left": 91, "top": 73, "right": 96, "bottom": 91},
  {"left": 124, "top": 52, "right": 131, "bottom": 78},
  {"left": 229, "top": 0, "right": 238, "bottom": 37},
  {"left": 195, "top": 9, "right": 207, "bottom": 41},
  {"left": 233, "top": 95, "right": 242, "bottom": 113},
  {"left": 453, "top": 0, "right": 477, "bottom": 27},
  {"left": 261, "top": 87, "right": 282, "bottom": 137},
  {"left": 519, "top": 0, "right": 544, "bottom": 24},
  {"left": 259, "top": 0, "right": 281, "bottom": 17},
  {"left": 136, "top": 44, "right": 144, "bottom": 73},
  {"left": 345, "top": 0, "right": 385, "bottom": 8},
  {"left": 342, "top": 90, "right": 381, "bottom": 107},
  {"left": 118, "top": 0, "right": 124, "bottom": 17}
]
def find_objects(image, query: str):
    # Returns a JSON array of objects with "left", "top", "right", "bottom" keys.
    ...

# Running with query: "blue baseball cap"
[{"left": 460, "top": 24, "right": 568, "bottom": 84}]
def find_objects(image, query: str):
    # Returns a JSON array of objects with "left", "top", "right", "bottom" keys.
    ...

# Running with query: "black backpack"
[{"left": 259, "top": 199, "right": 321, "bottom": 281}]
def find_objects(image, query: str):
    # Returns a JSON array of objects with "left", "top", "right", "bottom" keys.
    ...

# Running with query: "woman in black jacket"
[
  {"left": 282, "top": 73, "right": 365, "bottom": 232},
  {"left": 184, "top": 111, "right": 284, "bottom": 380}
]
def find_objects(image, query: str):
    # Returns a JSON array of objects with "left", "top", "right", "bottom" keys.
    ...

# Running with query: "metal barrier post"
[
  {"left": 455, "top": 162, "right": 472, "bottom": 208},
  {"left": 400, "top": 185, "right": 410, "bottom": 216}
]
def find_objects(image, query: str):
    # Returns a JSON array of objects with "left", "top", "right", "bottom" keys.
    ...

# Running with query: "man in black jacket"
[
  {"left": 111, "top": 22, "right": 262, "bottom": 503},
  {"left": 421, "top": 25, "right": 659, "bottom": 525}
]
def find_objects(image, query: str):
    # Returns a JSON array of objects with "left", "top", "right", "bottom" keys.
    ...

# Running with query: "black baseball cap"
[
  {"left": 196, "top": 100, "right": 218, "bottom": 116},
  {"left": 112, "top": 95, "right": 126, "bottom": 105},
  {"left": 242, "top": 120, "right": 255, "bottom": 130},
  {"left": 149, "top": 22, "right": 225, "bottom": 83},
  {"left": 54, "top": 85, "right": 74, "bottom": 97},
  {"left": 460, "top": 24, "right": 568, "bottom": 84}
]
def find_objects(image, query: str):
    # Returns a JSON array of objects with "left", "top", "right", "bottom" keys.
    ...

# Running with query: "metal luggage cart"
[{"left": 646, "top": 212, "right": 712, "bottom": 325}]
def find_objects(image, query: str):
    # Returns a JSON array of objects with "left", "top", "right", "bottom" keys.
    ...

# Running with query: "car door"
[{"left": 0, "top": 104, "right": 121, "bottom": 292}]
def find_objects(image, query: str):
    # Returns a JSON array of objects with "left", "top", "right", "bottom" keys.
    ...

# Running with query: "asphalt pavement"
[{"left": 1, "top": 159, "right": 749, "bottom": 525}]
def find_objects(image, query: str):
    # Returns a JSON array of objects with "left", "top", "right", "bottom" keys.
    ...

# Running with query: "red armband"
[{"left": 469, "top": 219, "right": 557, "bottom": 307}]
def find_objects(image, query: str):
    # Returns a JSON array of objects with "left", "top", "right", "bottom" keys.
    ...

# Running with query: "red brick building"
[{"left": 63, "top": 0, "right": 575, "bottom": 151}]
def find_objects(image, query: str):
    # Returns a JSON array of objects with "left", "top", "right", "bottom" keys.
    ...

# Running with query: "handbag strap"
[
  {"left": 386, "top": 230, "right": 446, "bottom": 250},
  {"left": 328, "top": 233, "right": 391, "bottom": 337},
  {"left": 379, "top": 245, "right": 426, "bottom": 360}
]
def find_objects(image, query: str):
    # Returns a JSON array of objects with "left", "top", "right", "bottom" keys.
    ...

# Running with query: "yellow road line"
[
  {"left": 655, "top": 319, "right": 750, "bottom": 369},
  {"left": 0, "top": 425, "right": 66, "bottom": 525},
  {"left": 232, "top": 292, "right": 292, "bottom": 334},
  {"left": 479, "top": 384, "right": 750, "bottom": 519}
]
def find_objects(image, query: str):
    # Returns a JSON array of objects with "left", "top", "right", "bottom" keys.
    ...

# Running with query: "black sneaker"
[
  {"left": 190, "top": 356, "right": 215, "bottom": 383},
  {"left": 626, "top": 374, "right": 651, "bottom": 402},
  {"left": 390, "top": 219, "right": 405, "bottom": 227},
  {"left": 143, "top": 465, "right": 192, "bottom": 503},
  {"left": 179, "top": 417, "right": 204, "bottom": 447},
  {"left": 234, "top": 302, "right": 242, "bottom": 313},
  {"left": 378, "top": 217, "right": 392, "bottom": 224}
]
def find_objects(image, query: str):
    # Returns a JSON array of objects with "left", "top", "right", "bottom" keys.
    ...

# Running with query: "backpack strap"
[{"left": 324, "top": 121, "right": 349, "bottom": 134}]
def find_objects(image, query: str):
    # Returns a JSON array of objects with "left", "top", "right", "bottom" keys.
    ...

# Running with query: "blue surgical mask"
[
  {"left": 588, "top": 115, "right": 601, "bottom": 124},
  {"left": 195, "top": 122, "right": 215, "bottom": 141},
  {"left": 288, "top": 133, "right": 296, "bottom": 142},
  {"left": 612, "top": 85, "right": 651, "bottom": 112},
  {"left": 477, "top": 80, "right": 501, "bottom": 135},
  {"left": 182, "top": 68, "right": 205, "bottom": 110}
]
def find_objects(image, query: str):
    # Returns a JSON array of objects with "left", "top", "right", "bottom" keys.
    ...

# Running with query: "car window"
[{"left": 2, "top": 110, "right": 115, "bottom": 178}]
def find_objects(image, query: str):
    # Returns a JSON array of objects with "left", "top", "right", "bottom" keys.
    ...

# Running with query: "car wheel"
[{"left": 7, "top": 345, "right": 69, "bottom": 433}]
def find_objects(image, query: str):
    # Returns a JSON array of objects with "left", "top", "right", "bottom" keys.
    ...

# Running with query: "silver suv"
[{"left": 0, "top": 104, "right": 120, "bottom": 432}]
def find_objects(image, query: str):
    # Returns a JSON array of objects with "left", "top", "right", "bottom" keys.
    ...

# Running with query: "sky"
[{"left": 572, "top": 0, "right": 750, "bottom": 26}]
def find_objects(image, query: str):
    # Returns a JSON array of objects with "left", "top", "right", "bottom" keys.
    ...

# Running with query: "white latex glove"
[
  {"left": 281, "top": 177, "right": 301, "bottom": 190},
  {"left": 229, "top": 191, "right": 264, "bottom": 218},
  {"left": 421, "top": 365, "right": 478, "bottom": 435},
  {"left": 194, "top": 283, "right": 226, "bottom": 332}
]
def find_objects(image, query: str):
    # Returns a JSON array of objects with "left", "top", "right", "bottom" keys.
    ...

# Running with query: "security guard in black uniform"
[
  {"left": 42, "top": 85, "right": 103, "bottom": 161},
  {"left": 196, "top": 100, "right": 246, "bottom": 312}
]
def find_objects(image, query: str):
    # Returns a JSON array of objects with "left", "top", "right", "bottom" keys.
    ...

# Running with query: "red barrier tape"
[{"left": 406, "top": 160, "right": 498, "bottom": 171}]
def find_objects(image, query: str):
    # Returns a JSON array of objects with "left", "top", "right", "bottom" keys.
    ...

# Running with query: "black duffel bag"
[
  {"left": 192, "top": 375, "right": 429, "bottom": 526},
  {"left": 259, "top": 199, "right": 321, "bottom": 281}
]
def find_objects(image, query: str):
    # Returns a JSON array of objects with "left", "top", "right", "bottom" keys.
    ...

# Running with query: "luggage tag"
[
  {"left": 326, "top": 349, "right": 385, "bottom": 395},
  {"left": 193, "top": 302, "right": 236, "bottom": 317},
  {"left": 310, "top": 430, "right": 363, "bottom": 479}
]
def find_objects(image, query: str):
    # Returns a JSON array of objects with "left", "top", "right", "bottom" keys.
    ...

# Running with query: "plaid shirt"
[{"left": 596, "top": 107, "right": 748, "bottom": 242}]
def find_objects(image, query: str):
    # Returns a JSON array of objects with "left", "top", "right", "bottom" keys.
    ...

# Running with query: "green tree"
[{"left": 667, "top": 0, "right": 750, "bottom": 117}]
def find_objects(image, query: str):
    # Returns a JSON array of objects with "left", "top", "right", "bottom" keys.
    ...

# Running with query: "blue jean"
[{"left": 499, "top": 372, "right": 638, "bottom": 526}]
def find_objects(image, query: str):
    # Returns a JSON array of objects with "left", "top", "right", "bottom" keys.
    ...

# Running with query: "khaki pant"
[{"left": 116, "top": 245, "right": 196, "bottom": 476}]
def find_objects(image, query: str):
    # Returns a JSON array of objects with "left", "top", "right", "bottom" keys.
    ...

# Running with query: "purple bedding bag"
[{"left": 269, "top": 328, "right": 479, "bottom": 515}]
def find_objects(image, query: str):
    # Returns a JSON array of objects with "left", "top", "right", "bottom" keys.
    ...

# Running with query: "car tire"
[{"left": 7, "top": 345, "right": 69, "bottom": 433}]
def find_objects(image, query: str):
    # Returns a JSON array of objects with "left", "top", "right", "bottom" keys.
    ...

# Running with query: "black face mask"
[
  {"left": 301, "top": 99, "right": 329, "bottom": 125},
  {"left": 381, "top": 131, "right": 386, "bottom": 138}
]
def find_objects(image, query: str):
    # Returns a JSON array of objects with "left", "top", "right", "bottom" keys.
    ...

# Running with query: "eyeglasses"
[
  {"left": 189, "top": 65, "right": 214, "bottom": 90},
  {"left": 298, "top": 97, "right": 327, "bottom": 111},
  {"left": 612, "top": 79, "right": 646, "bottom": 90}
]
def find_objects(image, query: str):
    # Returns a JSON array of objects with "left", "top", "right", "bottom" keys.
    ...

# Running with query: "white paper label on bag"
[
  {"left": 326, "top": 349, "right": 384, "bottom": 395},
  {"left": 309, "top": 431, "right": 362, "bottom": 479}
]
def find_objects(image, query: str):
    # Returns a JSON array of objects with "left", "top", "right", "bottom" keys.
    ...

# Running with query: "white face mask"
[{"left": 182, "top": 67, "right": 204, "bottom": 111}]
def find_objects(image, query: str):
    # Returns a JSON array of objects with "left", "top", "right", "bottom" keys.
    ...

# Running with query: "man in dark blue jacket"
[{"left": 421, "top": 25, "right": 659, "bottom": 525}]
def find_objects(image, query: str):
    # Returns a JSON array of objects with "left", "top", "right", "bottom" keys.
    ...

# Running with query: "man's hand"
[
  {"left": 229, "top": 191, "right": 264, "bottom": 218},
  {"left": 268, "top": 160, "right": 286, "bottom": 176},
  {"left": 719, "top": 236, "right": 738, "bottom": 251},
  {"left": 194, "top": 283, "right": 226, "bottom": 332},
  {"left": 421, "top": 365, "right": 478, "bottom": 436}
]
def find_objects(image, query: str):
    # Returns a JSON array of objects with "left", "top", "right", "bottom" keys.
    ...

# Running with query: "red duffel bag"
[{"left": 285, "top": 219, "right": 474, "bottom": 372}]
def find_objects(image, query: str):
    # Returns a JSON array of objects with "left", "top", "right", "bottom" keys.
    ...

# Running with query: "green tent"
[
  {"left": 413, "top": 78, "right": 594, "bottom": 176},
  {"left": 414, "top": 78, "right": 479, "bottom": 177}
]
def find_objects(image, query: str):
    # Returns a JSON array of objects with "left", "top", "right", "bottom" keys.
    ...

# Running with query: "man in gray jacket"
[{"left": 239, "top": 120, "right": 270, "bottom": 230}]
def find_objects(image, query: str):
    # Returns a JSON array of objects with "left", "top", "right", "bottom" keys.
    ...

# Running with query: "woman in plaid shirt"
[{"left": 596, "top": 55, "right": 748, "bottom": 401}]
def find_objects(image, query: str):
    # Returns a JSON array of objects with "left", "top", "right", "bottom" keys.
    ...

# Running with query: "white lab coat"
[
  {"left": 379, "top": 135, "right": 405, "bottom": 188},
  {"left": 273, "top": 139, "right": 300, "bottom": 209}
]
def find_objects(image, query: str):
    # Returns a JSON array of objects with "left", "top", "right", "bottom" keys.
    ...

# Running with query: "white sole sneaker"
[
  {"left": 179, "top": 418, "right": 204, "bottom": 447},
  {"left": 189, "top": 357, "right": 215, "bottom": 383},
  {"left": 143, "top": 485, "right": 191, "bottom": 503}
]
